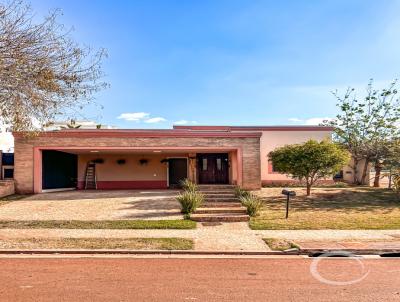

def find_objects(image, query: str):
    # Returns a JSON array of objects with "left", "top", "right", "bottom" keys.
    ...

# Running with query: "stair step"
[
  {"left": 202, "top": 193, "right": 236, "bottom": 198},
  {"left": 203, "top": 202, "right": 242, "bottom": 208},
  {"left": 195, "top": 207, "right": 247, "bottom": 214},
  {"left": 205, "top": 197, "right": 240, "bottom": 202},
  {"left": 197, "top": 185, "right": 235, "bottom": 191},
  {"left": 190, "top": 213, "right": 250, "bottom": 222}
]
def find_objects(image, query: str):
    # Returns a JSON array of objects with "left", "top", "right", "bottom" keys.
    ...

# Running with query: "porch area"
[{"left": 37, "top": 148, "right": 240, "bottom": 193}]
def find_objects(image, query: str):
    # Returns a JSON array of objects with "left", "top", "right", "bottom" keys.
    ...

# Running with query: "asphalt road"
[{"left": 0, "top": 256, "right": 399, "bottom": 301}]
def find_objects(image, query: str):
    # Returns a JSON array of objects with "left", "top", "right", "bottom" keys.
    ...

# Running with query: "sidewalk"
[
  {"left": 0, "top": 222, "right": 269, "bottom": 251},
  {"left": 1, "top": 226, "right": 400, "bottom": 252}
]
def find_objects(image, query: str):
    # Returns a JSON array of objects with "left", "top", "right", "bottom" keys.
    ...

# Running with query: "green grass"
[
  {"left": 250, "top": 187, "right": 400, "bottom": 230},
  {"left": 0, "top": 237, "right": 194, "bottom": 250},
  {"left": 0, "top": 219, "right": 196, "bottom": 229},
  {"left": 263, "top": 238, "right": 299, "bottom": 251}
]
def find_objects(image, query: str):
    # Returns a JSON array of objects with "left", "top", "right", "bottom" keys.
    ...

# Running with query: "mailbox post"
[{"left": 281, "top": 189, "right": 296, "bottom": 219}]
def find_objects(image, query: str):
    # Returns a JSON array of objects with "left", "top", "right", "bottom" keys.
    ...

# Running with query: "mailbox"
[
  {"left": 281, "top": 189, "right": 296, "bottom": 219},
  {"left": 282, "top": 189, "right": 296, "bottom": 197}
]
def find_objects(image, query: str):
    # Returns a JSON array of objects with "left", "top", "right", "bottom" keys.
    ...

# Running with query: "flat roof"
[
  {"left": 173, "top": 125, "right": 334, "bottom": 131},
  {"left": 13, "top": 129, "right": 262, "bottom": 138}
]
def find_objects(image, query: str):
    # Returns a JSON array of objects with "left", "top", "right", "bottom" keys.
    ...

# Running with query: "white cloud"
[
  {"left": 288, "top": 117, "right": 334, "bottom": 125},
  {"left": 288, "top": 118, "right": 303, "bottom": 123},
  {"left": 304, "top": 117, "right": 334, "bottom": 125},
  {"left": 117, "top": 112, "right": 150, "bottom": 121},
  {"left": 144, "top": 117, "right": 167, "bottom": 123},
  {"left": 173, "top": 120, "right": 198, "bottom": 125}
]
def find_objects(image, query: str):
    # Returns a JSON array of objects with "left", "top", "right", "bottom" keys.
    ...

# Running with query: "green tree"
[
  {"left": 268, "top": 140, "right": 349, "bottom": 196},
  {"left": 0, "top": 1, "right": 108, "bottom": 132},
  {"left": 325, "top": 80, "right": 400, "bottom": 185}
]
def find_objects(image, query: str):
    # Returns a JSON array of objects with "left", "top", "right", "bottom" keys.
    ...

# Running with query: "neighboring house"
[
  {"left": 0, "top": 151, "right": 14, "bottom": 180},
  {"left": 12, "top": 125, "right": 342, "bottom": 194}
]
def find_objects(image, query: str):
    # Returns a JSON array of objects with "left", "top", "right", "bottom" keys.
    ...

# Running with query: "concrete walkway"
[
  {"left": 253, "top": 229, "right": 400, "bottom": 240},
  {"left": 1, "top": 227, "right": 400, "bottom": 251},
  {"left": 0, "top": 223, "right": 269, "bottom": 251}
]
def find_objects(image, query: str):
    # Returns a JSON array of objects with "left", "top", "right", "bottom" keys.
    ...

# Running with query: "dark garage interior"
[{"left": 42, "top": 150, "right": 78, "bottom": 190}]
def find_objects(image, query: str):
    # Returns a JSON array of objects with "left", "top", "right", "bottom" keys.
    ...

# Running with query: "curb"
[{"left": 0, "top": 248, "right": 399, "bottom": 256}]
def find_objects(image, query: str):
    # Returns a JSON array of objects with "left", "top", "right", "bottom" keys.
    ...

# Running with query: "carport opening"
[{"left": 42, "top": 150, "right": 77, "bottom": 191}]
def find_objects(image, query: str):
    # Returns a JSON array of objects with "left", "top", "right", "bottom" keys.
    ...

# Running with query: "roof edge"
[
  {"left": 173, "top": 125, "right": 335, "bottom": 131},
  {"left": 12, "top": 129, "right": 262, "bottom": 138}
]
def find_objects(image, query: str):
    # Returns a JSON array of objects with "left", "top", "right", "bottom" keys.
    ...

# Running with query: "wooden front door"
[
  {"left": 168, "top": 158, "right": 188, "bottom": 188},
  {"left": 197, "top": 153, "right": 229, "bottom": 184}
]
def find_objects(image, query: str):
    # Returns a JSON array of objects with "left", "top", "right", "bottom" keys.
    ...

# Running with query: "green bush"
[
  {"left": 240, "top": 194, "right": 264, "bottom": 217},
  {"left": 180, "top": 178, "right": 198, "bottom": 193},
  {"left": 234, "top": 186, "right": 251, "bottom": 198},
  {"left": 176, "top": 191, "right": 204, "bottom": 215}
]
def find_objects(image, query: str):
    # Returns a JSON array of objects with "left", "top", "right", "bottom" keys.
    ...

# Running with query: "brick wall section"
[
  {"left": 0, "top": 180, "right": 15, "bottom": 198},
  {"left": 14, "top": 133, "right": 261, "bottom": 193}
]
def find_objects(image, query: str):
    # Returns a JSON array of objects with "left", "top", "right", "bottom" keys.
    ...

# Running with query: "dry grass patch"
[
  {"left": 0, "top": 194, "right": 30, "bottom": 206},
  {"left": 0, "top": 237, "right": 194, "bottom": 250},
  {"left": 263, "top": 238, "right": 299, "bottom": 251},
  {"left": 251, "top": 187, "right": 400, "bottom": 230},
  {"left": 0, "top": 220, "right": 196, "bottom": 229}
]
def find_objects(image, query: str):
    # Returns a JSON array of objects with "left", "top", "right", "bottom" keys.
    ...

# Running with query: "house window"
[
  {"left": 216, "top": 158, "right": 222, "bottom": 171},
  {"left": 202, "top": 158, "right": 208, "bottom": 171},
  {"left": 3, "top": 168, "right": 14, "bottom": 179}
]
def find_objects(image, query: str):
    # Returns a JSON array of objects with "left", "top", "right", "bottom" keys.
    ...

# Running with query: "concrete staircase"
[{"left": 190, "top": 185, "right": 250, "bottom": 222}]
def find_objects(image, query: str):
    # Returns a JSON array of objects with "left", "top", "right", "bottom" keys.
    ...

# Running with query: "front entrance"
[
  {"left": 168, "top": 158, "right": 188, "bottom": 188},
  {"left": 197, "top": 153, "right": 229, "bottom": 184}
]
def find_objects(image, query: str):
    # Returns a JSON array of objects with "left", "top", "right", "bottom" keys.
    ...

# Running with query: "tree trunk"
[
  {"left": 373, "top": 161, "right": 382, "bottom": 187},
  {"left": 360, "top": 158, "right": 370, "bottom": 185},
  {"left": 353, "top": 158, "right": 359, "bottom": 184},
  {"left": 306, "top": 184, "right": 311, "bottom": 196}
]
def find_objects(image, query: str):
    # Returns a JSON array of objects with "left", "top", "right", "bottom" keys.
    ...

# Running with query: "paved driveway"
[{"left": 0, "top": 190, "right": 183, "bottom": 220}]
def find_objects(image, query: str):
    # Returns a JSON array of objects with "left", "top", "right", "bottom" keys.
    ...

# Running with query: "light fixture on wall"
[
  {"left": 153, "top": 150, "right": 162, "bottom": 153},
  {"left": 139, "top": 158, "right": 149, "bottom": 166},
  {"left": 90, "top": 150, "right": 99, "bottom": 153}
]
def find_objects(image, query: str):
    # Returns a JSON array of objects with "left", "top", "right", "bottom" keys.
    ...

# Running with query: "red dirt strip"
[{"left": 0, "top": 258, "right": 399, "bottom": 301}]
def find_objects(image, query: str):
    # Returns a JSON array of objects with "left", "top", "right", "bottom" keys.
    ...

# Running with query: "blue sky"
[{"left": 30, "top": 0, "right": 400, "bottom": 128}]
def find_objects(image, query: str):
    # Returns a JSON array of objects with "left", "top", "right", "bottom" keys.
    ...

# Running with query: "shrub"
[
  {"left": 176, "top": 191, "right": 204, "bottom": 215},
  {"left": 240, "top": 194, "right": 264, "bottom": 217},
  {"left": 180, "top": 178, "right": 198, "bottom": 193},
  {"left": 234, "top": 186, "right": 251, "bottom": 198},
  {"left": 393, "top": 173, "right": 400, "bottom": 199}
]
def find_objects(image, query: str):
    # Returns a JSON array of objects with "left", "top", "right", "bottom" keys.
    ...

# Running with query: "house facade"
[{"left": 13, "top": 125, "right": 335, "bottom": 194}]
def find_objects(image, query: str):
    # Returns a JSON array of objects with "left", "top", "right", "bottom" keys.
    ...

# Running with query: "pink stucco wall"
[{"left": 259, "top": 130, "right": 332, "bottom": 183}]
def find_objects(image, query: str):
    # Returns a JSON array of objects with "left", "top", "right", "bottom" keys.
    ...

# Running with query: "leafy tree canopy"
[
  {"left": 269, "top": 140, "right": 349, "bottom": 195},
  {"left": 0, "top": 0, "right": 108, "bottom": 132}
]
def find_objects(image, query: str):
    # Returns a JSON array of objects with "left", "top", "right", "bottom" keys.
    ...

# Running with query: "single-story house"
[{"left": 12, "top": 125, "right": 344, "bottom": 194}]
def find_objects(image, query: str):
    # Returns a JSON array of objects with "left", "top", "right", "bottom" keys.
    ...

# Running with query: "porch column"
[{"left": 33, "top": 147, "right": 42, "bottom": 193}]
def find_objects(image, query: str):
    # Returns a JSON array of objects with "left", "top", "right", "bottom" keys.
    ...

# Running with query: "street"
[{"left": 0, "top": 256, "right": 399, "bottom": 301}]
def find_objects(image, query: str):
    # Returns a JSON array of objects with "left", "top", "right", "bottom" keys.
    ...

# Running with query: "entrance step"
[
  {"left": 190, "top": 213, "right": 250, "bottom": 222},
  {"left": 197, "top": 185, "right": 235, "bottom": 190},
  {"left": 203, "top": 202, "right": 243, "bottom": 208},
  {"left": 195, "top": 207, "right": 247, "bottom": 214},
  {"left": 202, "top": 193, "right": 236, "bottom": 198},
  {"left": 204, "top": 197, "right": 240, "bottom": 202}
]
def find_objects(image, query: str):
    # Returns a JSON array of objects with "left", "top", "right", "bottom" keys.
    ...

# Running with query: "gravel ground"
[{"left": 0, "top": 190, "right": 183, "bottom": 221}]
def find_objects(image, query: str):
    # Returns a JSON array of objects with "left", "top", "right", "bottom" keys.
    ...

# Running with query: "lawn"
[
  {"left": 0, "top": 220, "right": 196, "bottom": 229},
  {"left": 0, "top": 237, "right": 194, "bottom": 250},
  {"left": 250, "top": 187, "right": 400, "bottom": 230}
]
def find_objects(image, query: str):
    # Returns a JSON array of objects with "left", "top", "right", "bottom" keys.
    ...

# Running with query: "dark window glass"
[
  {"left": 202, "top": 158, "right": 207, "bottom": 171},
  {"left": 3, "top": 168, "right": 13, "bottom": 178}
]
